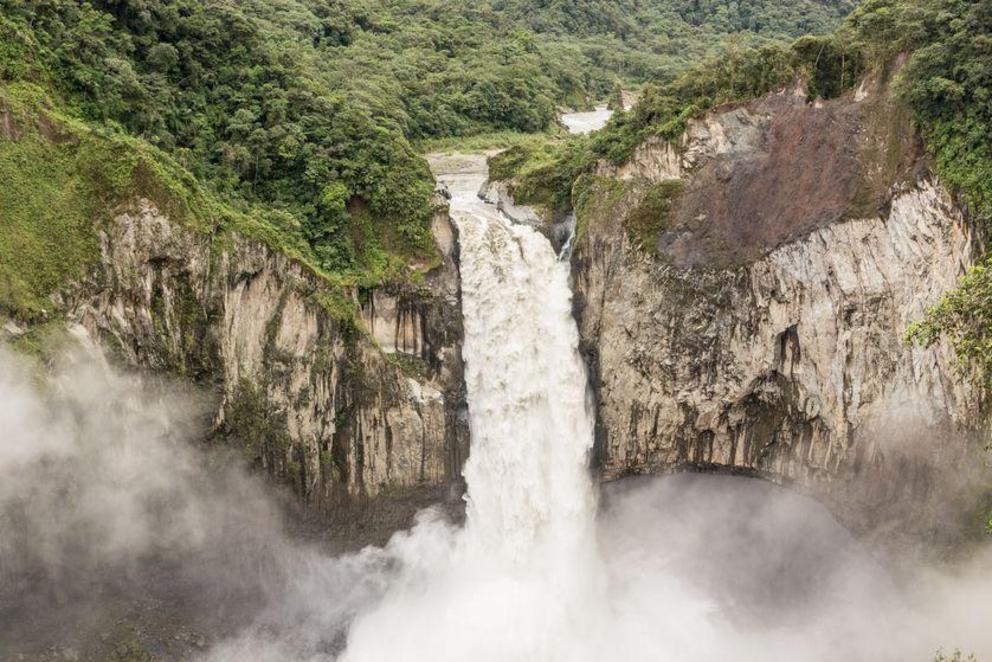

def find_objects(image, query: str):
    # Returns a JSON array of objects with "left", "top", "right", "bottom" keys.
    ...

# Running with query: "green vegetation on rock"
[
  {"left": 625, "top": 179, "right": 685, "bottom": 254},
  {"left": 0, "top": 0, "right": 858, "bottom": 319},
  {"left": 908, "top": 264, "right": 992, "bottom": 386},
  {"left": 572, "top": 174, "right": 630, "bottom": 244},
  {"left": 0, "top": 114, "right": 99, "bottom": 318},
  {"left": 871, "top": 0, "right": 992, "bottom": 389},
  {"left": 0, "top": 81, "right": 219, "bottom": 318}
]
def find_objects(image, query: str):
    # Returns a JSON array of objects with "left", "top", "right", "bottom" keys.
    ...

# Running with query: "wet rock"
[
  {"left": 61, "top": 198, "right": 467, "bottom": 511},
  {"left": 571, "top": 77, "right": 986, "bottom": 540}
]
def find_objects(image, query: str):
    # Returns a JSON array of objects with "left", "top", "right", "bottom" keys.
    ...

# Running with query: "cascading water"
[
  {"left": 214, "top": 154, "right": 992, "bottom": 662},
  {"left": 341, "top": 154, "right": 606, "bottom": 661},
  {"left": 447, "top": 156, "right": 597, "bottom": 560}
]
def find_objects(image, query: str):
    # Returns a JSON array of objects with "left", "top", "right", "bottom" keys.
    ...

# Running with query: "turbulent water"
[
  {"left": 444, "top": 154, "right": 597, "bottom": 560},
  {"left": 341, "top": 156, "right": 604, "bottom": 661}
]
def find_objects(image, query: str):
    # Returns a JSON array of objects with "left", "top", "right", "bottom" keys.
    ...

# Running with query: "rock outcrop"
[
  {"left": 481, "top": 179, "right": 576, "bottom": 255},
  {"left": 571, "top": 77, "right": 986, "bottom": 536},
  {"left": 59, "top": 198, "right": 467, "bottom": 516}
]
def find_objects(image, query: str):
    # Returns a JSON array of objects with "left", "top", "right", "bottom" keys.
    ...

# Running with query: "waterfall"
[
  {"left": 453, "top": 159, "right": 597, "bottom": 560},
  {"left": 341, "top": 156, "right": 604, "bottom": 661}
]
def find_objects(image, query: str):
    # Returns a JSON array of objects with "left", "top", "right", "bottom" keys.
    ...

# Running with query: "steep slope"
[
  {"left": 0, "top": 86, "right": 467, "bottom": 522},
  {"left": 570, "top": 74, "right": 984, "bottom": 537},
  {"left": 68, "top": 199, "right": 466, "bottom": 512}
]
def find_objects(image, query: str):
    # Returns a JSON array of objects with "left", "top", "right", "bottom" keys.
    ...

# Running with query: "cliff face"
[
  {"left": 571, "top": 78, "right": 985, "bottom": 534},
  {"left": 58, "top": 197, "right": 467, "bottom": 516}
]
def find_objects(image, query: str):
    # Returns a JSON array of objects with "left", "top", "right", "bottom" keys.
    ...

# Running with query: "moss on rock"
[{"left": 625, "top": 179, "right": 685, "bottom": 255}]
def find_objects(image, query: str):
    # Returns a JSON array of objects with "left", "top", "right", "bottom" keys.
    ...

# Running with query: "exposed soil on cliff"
[
  {"left": 661, "top": 81, "right": 927, "bottom": 268},
  {"left": 0, "top": 107, "right": 21, "bottom": 140}
]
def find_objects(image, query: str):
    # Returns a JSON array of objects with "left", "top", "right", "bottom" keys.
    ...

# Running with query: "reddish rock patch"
[
  {"left": 0, "top": 108, "right": 22, "bottom": 140},
  {"left": 659, "top": 83, "right": 925, "bottom": 268}
]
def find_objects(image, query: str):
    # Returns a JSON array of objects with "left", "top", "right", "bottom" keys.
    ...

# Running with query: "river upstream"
[{"left": 560, "top": 106, "right": 613, "bottom": 134}]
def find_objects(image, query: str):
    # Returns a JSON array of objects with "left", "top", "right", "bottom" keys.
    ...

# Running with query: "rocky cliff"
[
  {"left": 48, "top": 196, "right": 467, "bottom": 520},
  {"left": 570, "top": 76, "right": 987, "bottom": 536}
]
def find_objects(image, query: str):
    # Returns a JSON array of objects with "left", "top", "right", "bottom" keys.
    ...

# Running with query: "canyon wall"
[
  {"left": 570, "top": 78, "right": 986, "bottom": 535},
  {"left": 53, "top": 197, "right": 467, "bottom": 517}
]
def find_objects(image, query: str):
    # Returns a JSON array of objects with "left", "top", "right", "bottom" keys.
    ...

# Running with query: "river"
[{"left": 561, "top": 106, "right": 613, "bottom": 134}]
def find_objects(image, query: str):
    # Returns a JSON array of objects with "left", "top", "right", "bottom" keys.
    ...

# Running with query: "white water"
[
  {"left": 342, "top": 155, "right": 604, "bottom": 661},
  {"left": 448, "top": 158, "right": 598, "bottom": 563},
  {"left": 561, "top": 106, "right": 613, "bottom": 134}
]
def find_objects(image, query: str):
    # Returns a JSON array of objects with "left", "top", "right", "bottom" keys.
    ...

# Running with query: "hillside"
[
  {"left": 490, "top": 0, "right": 992, "bottom": 397},
  {"left": 0, "top": 0, "right": 856, "bottom": 316}
]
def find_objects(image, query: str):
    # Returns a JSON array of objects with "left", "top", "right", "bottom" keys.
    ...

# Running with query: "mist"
[
  {"left": 0, "top": 343, "right": 393, "bottom": 659},
  {"left": 1, "top": 342, "right": 991, "bottom": 661}
]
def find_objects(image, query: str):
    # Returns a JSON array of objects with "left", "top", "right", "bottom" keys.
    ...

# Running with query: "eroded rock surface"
[
  {"left": 572, "top": 79, "right": 986, "bottom": 536},
  {"left": 61, "top": 198, "right": 467, "bottom": 514}
]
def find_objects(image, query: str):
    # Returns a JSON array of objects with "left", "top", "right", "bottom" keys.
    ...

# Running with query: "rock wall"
[
  {"left": 60, "top": 198, "right": 467, "bottom": 515},
  {"left": 571, "top": 79, "right": 986, "bottom": 536},
  {"left": 481, "top": 179, "right": 575, "bottom": 254}
]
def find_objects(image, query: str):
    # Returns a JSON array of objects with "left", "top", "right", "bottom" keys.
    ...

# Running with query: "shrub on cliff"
[{"left": 880, "top": 0, "right": 992, "bottom": 395}]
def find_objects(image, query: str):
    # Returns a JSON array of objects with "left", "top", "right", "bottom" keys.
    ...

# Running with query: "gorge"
[
  {"left": 3, "top": 134, "right": 992, "bottom": 661},
  {"left": 2, "top": 0, "right": 992, "bottom": 659}
]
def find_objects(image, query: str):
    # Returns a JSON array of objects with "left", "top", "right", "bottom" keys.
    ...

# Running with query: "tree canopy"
[{"left": 0, "top": 0, "right": 856, "bottom": 288}]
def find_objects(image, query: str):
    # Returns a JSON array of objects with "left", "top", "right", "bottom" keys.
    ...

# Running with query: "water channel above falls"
[{"left": 560, "top": 105, "right": 613, "bottom": 134}]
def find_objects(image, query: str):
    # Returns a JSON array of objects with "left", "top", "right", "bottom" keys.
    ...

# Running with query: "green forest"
[{"left": 0, "top": 0, "right": 854, "bottom": 319}]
